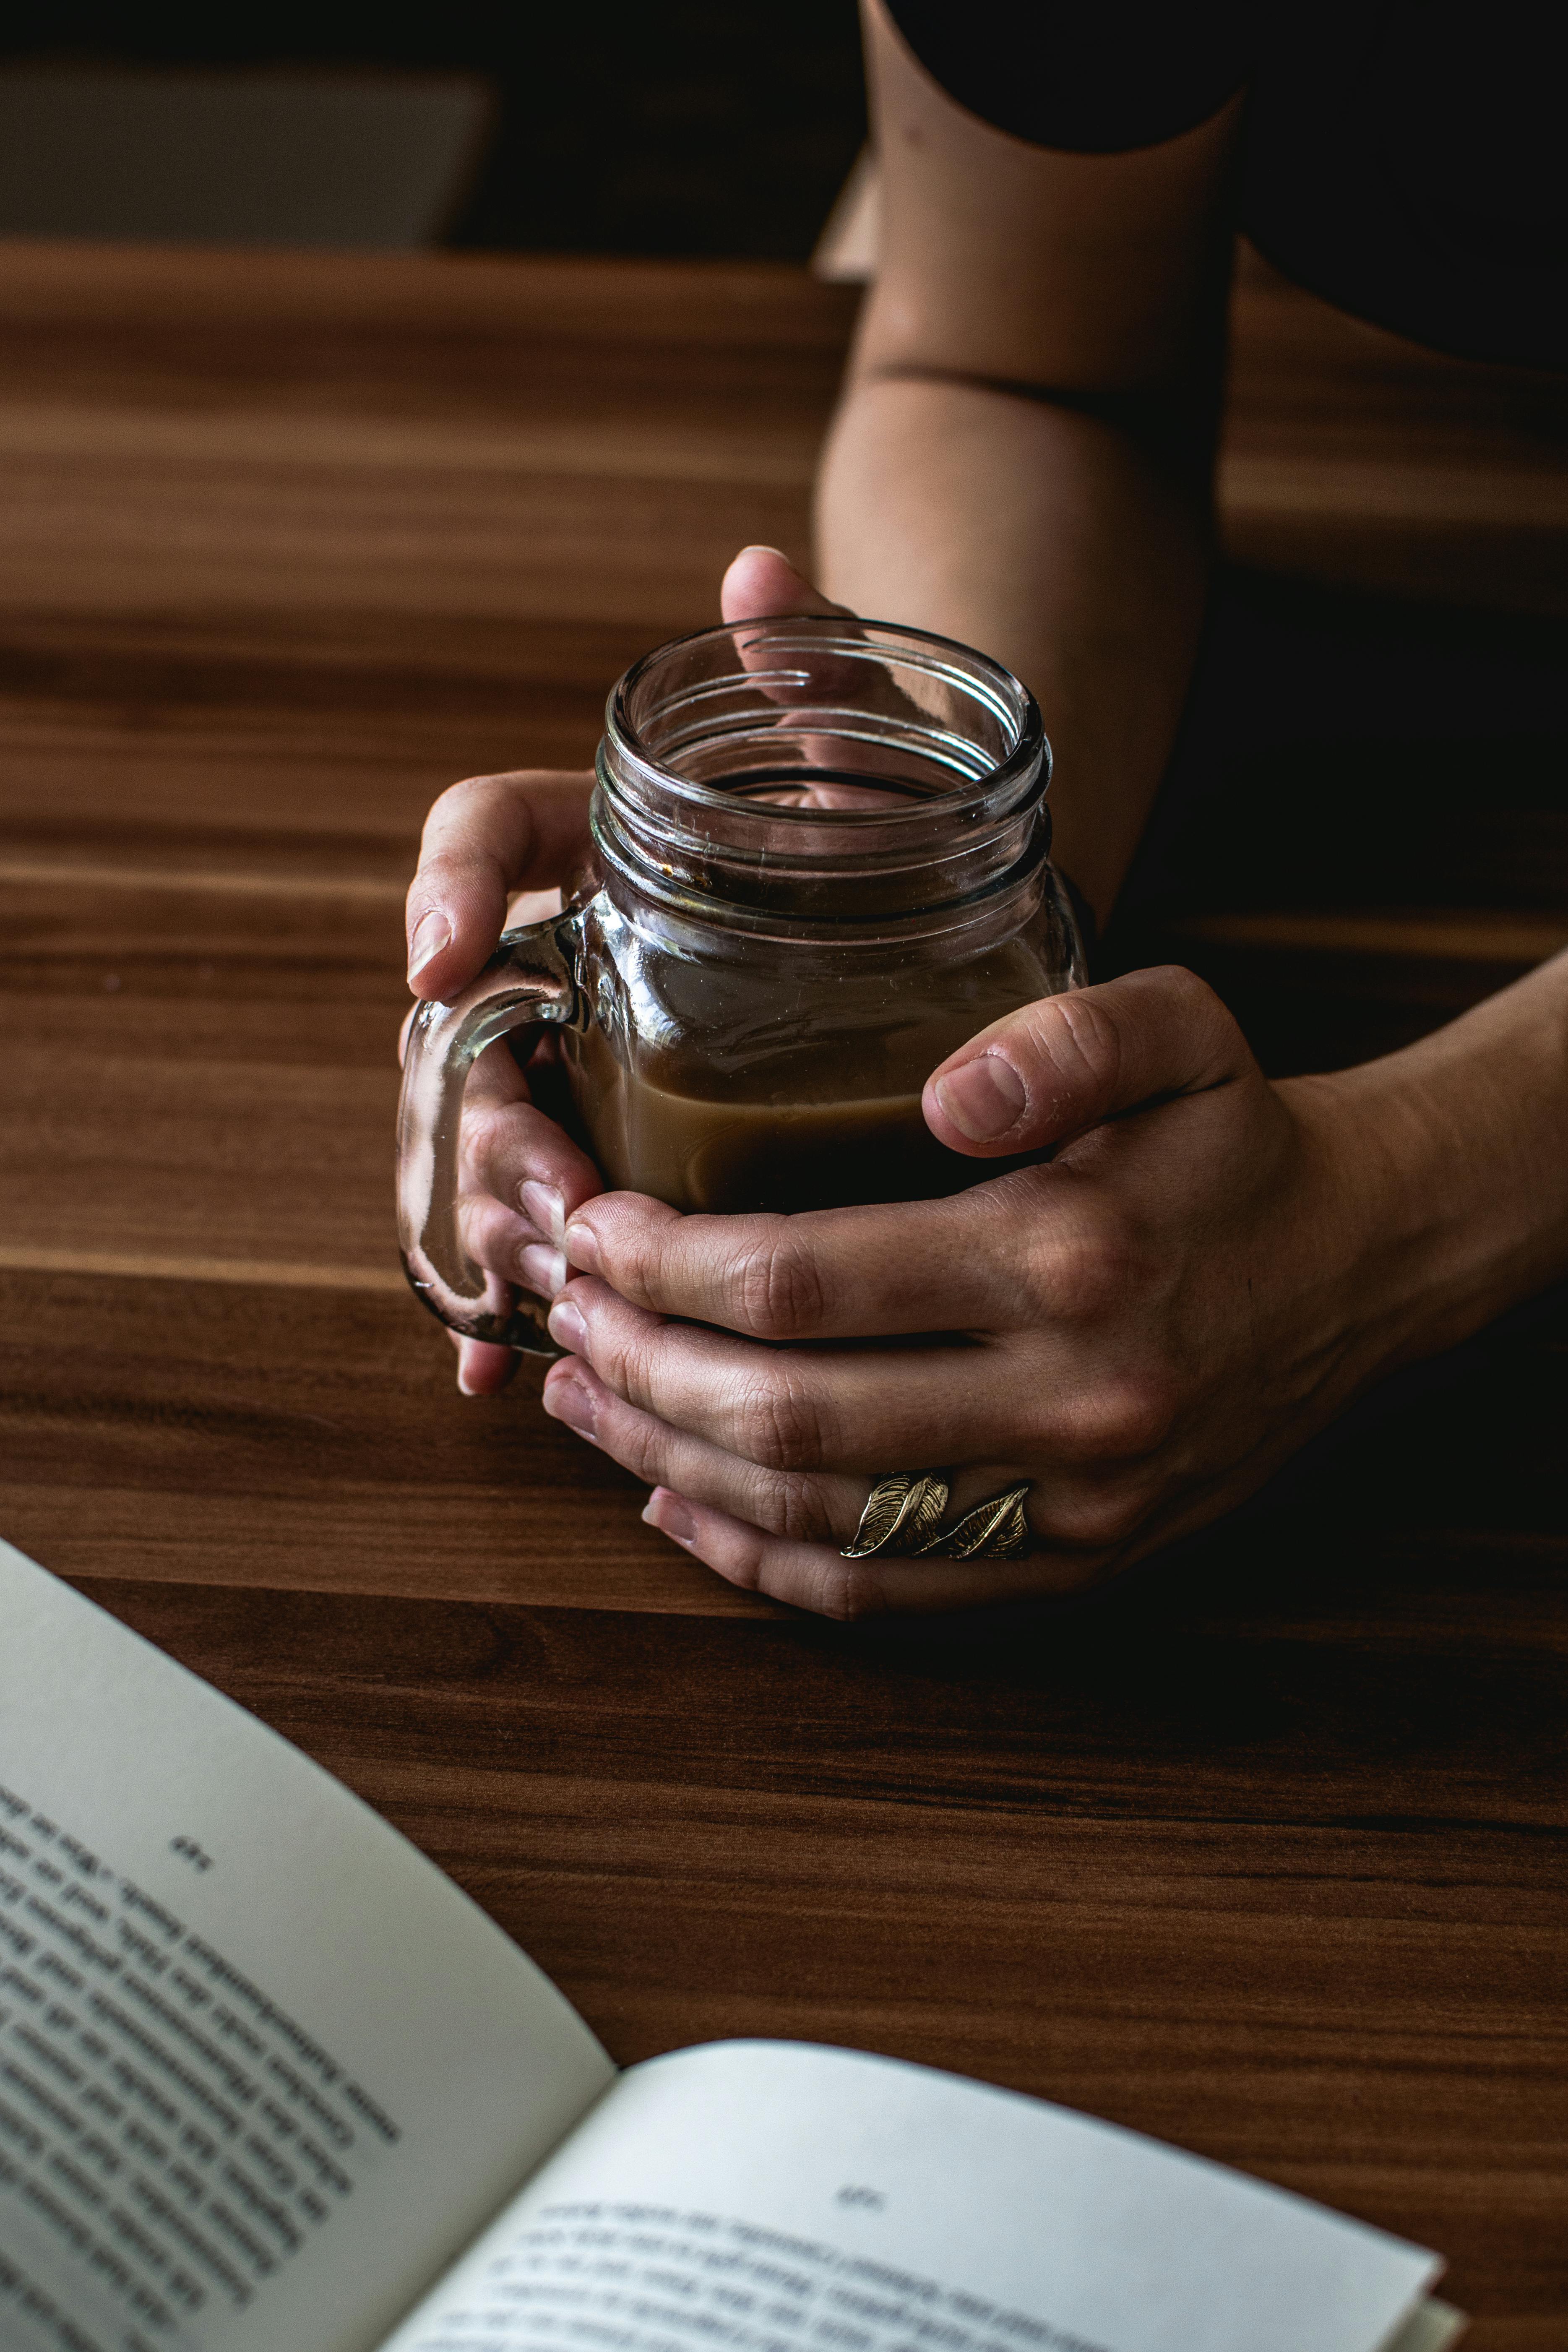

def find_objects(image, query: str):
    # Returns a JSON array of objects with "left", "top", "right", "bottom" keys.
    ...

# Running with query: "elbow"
[{"left": 849, "top": 357, "right": 1222, "bottom": 497}]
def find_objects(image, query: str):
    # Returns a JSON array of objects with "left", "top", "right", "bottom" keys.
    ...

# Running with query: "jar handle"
[{"left": 396, "top": 912, "right": 585, "bottom": 1354}]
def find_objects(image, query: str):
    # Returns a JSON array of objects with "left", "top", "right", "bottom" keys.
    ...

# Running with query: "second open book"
[{"left": 0, "top": 1540, "right": 1462, "bottom": 2352}]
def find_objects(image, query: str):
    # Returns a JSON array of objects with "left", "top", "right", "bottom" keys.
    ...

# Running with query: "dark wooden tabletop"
[{"left": 1, "top": 238, "right": 1564, "bottom": 2349}]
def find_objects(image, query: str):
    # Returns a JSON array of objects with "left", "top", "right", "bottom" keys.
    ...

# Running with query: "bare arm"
[{"left": 817, "top": 1, "right": 1241, "bottom": 923}]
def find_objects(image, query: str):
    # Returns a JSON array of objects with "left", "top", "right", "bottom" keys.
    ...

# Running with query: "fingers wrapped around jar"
[
  {"left": 407, "top": 883, "right": 602, "bottom": 1396},
  {"left": 537, "top": 967, "right": 1415, "bottom": 1617},
  {"left": 435, "top": 1022, "right": 602, "bottom": 1396}
]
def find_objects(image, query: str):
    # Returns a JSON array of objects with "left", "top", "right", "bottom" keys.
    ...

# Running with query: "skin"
[{"left": 402, "top": 6, "right": 1568, "bottom": 1615}]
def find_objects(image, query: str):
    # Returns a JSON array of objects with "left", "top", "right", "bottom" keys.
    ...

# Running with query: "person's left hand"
[{"left": 529, "top": 963, "right": 1434, "bottom": 1615}]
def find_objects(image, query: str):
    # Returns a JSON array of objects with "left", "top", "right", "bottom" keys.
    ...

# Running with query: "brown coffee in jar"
[{"left": 565, "top": 945, "right": 1048, "bottom": 1216}]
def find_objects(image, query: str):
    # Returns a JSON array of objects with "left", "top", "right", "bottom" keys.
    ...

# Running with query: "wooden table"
[{"left": 2, "top": 240, "right": 1565, "bottom": 2347}]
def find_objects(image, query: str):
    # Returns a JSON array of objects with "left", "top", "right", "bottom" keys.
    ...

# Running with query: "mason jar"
[{"left": 397, "top": 613, "right": 1084, "bottom": 1351}]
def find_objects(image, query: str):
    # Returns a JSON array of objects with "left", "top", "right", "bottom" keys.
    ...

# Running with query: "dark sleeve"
[{"left": 883, "top": 1, "right": 1254, "bottom": 154}]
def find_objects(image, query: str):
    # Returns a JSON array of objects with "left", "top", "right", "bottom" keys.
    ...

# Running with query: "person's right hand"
[{"left": 403, "top": 545, "right": 842, "bottom": 1395}]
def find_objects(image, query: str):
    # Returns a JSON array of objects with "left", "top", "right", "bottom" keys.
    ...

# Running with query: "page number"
[
  {"left": 170, "top": 1836, "right": 214, "bottom": 1873},
  {"left": 836, "top": 2186, "right": 886, "bottom": 2210}
]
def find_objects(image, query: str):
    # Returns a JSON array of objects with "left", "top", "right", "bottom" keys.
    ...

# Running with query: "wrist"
[
  {"left": 1282, "top": 953, "right": 1568, "bottom": 1381},
  {"left": 1275, "top": 1065, "right": 1453, "bottom": 1396}
]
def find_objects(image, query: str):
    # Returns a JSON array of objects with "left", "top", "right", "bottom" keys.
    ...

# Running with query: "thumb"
[
  {"left": 719, "top": 547, "right": 870, "bottom": 738},
  {"left": 922, "top": 966, "right": 1256, "bottom": 1158},
  {"left": 405, "top": 771, "right": 594, "bottom": 999},
  {"left": 720, "top": 544, "right": 850, "bottom": 624}
]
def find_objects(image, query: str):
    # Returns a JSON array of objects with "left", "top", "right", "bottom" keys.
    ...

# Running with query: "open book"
[{"left": 0, "top": 1540, "right": 1463, "bottom": 2352}]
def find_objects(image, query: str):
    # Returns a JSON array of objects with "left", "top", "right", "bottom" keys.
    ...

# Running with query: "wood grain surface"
[{"left": 1, "top": 239, "right": 1565, "bottom": 2347}]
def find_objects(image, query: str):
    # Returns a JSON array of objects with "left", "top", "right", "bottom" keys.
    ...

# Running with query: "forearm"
[{"left": 815, "top": 370, "right": 1209, "bottom": 925}]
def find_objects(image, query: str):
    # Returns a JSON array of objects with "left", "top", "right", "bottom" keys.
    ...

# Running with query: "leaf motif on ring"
[
  {"left": 840, "top": 1474, "right": 951, "bottom": 1559},
  {"left": 913, "top": 1482, "right": 1032, "bottom": 1560}
]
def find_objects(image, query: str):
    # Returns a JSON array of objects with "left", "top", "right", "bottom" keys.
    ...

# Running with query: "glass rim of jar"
[{"left": 602, "top": 610, "right": 1047, "bottom": 834}]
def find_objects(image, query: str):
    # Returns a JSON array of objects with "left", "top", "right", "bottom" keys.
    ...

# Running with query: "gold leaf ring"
[
  {"left": 839, "top": 1474, "right": 950, "bottom": 1559},
  {"left": 841, "top": 1476, "right": 1033, "bottom": 1562}
]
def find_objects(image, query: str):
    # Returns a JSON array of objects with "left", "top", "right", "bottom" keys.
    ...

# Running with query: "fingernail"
[
  {"left": 563, "top": 1219, "right": 601, "bottom": 1275},
  {"left": 643, "top": 1488, "right": 697, "bottom": 1545},
  {"left": 933, "top": 1054, "right": 1026, "bottom": 1141},
  {"left": 520, "top": 1243, "right": 569, "bottom": 1298},
  {"left": 406, "top": 908, "right": 451, "bottom": 982},
  {"left": 740, "top": 544, "right": 792, "bottom": 560},
  {"left": 520, "top": 1181, "right": 565, "bottom": 1245},
  {"left": 456, "top": 1362, "right": 481, "bottom": 1398},
  {"left": 548, "top": 1297, "right": 588, "bottom": 1352},
  {"left": 542, "top": 1374, "right": 596, "bottom": 1439}
]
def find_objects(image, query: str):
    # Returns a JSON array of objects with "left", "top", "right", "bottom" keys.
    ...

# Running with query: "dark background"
[{"left": 3, "top": 3, "right": 870, "bottom": 256}]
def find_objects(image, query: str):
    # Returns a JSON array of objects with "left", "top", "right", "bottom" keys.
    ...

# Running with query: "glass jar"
[{"left": 397, "top": 614, "right": 1084, "bottom": 1351}]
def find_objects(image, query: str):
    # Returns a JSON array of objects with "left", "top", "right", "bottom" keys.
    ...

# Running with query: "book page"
[
  {"left": 1379, "top": 2307, "right": 1464, "bottom": 2352},
  {"left": 379, "top": 2039, "right": 1453, "bottom": 2352},
  {"left": 0, "top": 1541, "right": 615, "bottom": 2352}
]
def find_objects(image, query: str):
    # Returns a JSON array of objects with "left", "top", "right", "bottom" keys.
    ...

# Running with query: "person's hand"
[
  {"left": 401, "top": 778, "right": 603, "bottom": 1396},
  {"left": 403, "top": 545, "right": 842, "bottom": 1394},
  {"left": 532, "top": 964, "right": 1443, "bottom": 1614}
]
